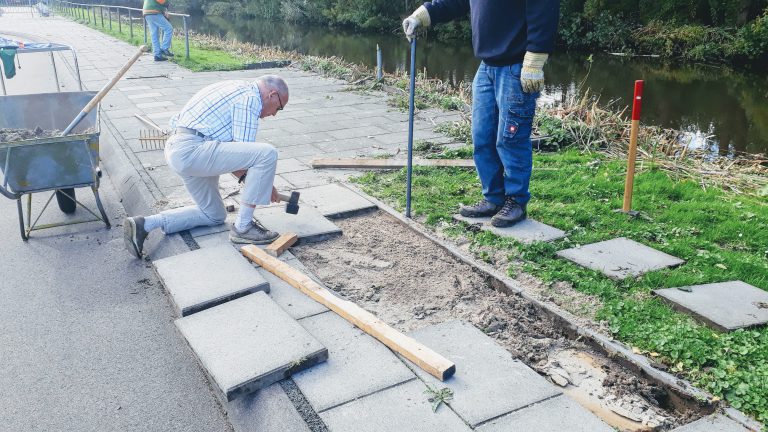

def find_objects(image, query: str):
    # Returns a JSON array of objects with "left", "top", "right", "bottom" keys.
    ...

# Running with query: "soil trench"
[{"left": 294, "top": 211, "right": 701, "bottom": 431}]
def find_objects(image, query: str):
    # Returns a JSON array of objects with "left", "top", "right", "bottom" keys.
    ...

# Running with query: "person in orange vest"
[{"left": 143, "top": 0, "right": 173, "bottom": 61}]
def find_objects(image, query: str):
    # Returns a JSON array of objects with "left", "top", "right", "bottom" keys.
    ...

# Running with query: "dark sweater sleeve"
[
  {"left": 422, "top": 0, "right": 470, "bottom": 25},
  {"left": 526, "top": 0, "right": 559, "bottom": 53}
]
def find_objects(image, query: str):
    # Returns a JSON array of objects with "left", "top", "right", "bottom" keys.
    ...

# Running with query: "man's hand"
[
  {"left": 521, "top": 52, "right": 548, "bottom": 93},
  {"left": 402, "top": 5, "right": 431, "bottom": 41},
  {"left": 271, "top": 186, "right": 280, "bottom": 203}
]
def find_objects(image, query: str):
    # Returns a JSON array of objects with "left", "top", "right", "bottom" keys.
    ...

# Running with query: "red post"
[{"left": 623, "top": 80, "right": 644, "bottom": 213}]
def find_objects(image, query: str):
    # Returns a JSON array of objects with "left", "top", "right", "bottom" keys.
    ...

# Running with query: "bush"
[{"left": 735, "top": 8, "right": 768, "bottom": 63}]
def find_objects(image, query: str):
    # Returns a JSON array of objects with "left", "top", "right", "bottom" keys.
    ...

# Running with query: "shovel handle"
[{"left": 62, "top": 45, "right": 149, "bottom": 135}]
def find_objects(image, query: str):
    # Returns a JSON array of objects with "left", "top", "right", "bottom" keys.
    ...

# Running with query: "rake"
[{"left": 135, "top": 113, "right": 170, "bottom": 150}]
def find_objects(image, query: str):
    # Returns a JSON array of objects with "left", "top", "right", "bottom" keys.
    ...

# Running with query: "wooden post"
[
  {"left": 622, "top": 80, "right": 644, "bottom": 213},
  {"left": 240, "top": 245, "right": 456, "bottom": 381}
]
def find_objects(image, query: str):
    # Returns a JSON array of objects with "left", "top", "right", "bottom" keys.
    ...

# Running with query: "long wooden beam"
[
  {"left": 240, "top": 245, "right": 456, "bottom": 381},
  {"left": 311, "top": 158, "right": 475, "bottom": 169}
]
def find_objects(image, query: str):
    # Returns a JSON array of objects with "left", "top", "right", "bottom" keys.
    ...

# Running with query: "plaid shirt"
[{"left": 170, "top": 80, "right": 262, "bottom": 143}]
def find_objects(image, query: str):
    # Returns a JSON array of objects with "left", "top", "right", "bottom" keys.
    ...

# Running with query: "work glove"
[
  {"left": 521, "top": 52, "right": 548, "bottom": 93},
  {"left": 402, "top": 5, "right": 431, "bottom": 41}
]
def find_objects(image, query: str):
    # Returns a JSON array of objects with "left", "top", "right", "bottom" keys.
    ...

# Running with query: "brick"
[
  {"left": 226, "top": 383, "right": 311, "bottom": 432},
  {"left": 654, "top": 281, "right": 768, "bottom": 331},
  {"left": 671, "top": 414, "right": 751, "bottom": 432},
  {"left": 251, "top": 204, "right": 341, "bottom": 243},
  {"left": 293, "top": 312, "right": 415, "bottom": 412},
  {"left": 153, "top": 245, "right": 269, "bottom": 316},
  {"left": 405, "top": 320, "right": 561, "bottom": 427},
  {"left": 176, "top": 293, "right": 328, "bottom": 401},
  {"left": 453, "top": 214, "right": 566, "bottom": 244},
  {"left": 475, "top": 395, "right": 613, "bottom": 432},
  {"left": 296, "top": 183, "right": 376, "bottom": 218},
  {"left": 556, "top": 237, "right": 685, "bottom": 280},
  {"left": 320, "top": 380, "right": 471, "bottom": 432}
]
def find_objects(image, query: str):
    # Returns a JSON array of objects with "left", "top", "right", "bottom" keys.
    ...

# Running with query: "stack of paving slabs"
[{"left": 153, "top": 245, "right": 328, "bottom": 401}]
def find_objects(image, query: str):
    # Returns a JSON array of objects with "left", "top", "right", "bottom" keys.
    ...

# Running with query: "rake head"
[{"left": 139, "top": 129, "right": 170, "bottom": 150}]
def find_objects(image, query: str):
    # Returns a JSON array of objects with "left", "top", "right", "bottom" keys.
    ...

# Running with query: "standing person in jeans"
[
  {"left": 403, "top": 1, "right": 559, "bottom": 227},
  {"left": 123, "top": 75, "right": 289, "bottom": 258},
  {"left": 143, "top": 0, "right": 173, "bottom": 61}
]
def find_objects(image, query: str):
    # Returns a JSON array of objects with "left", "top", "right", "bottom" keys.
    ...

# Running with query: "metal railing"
[
  {"left": 0, "top": 0, "right": 35, "bottom": 15},
  {"left": 48, "top": 0, "right": 190, "bottom": 59}
]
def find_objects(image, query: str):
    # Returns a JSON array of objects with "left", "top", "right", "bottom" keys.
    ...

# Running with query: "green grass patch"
[
  {"left": 355, "top": 149, "right": 768, "bottom": 422},
  {"left": 69, "top": 13, "right": 265, "bottom": 71}
]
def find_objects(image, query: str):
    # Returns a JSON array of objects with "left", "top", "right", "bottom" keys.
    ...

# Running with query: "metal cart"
[{"left": 0, "top": 91, "right": 110, "bottom": 240}]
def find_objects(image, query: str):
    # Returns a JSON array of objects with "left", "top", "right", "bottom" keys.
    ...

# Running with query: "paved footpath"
[{"left": 2, "top": 12, "right": 753, "bottom": 432}]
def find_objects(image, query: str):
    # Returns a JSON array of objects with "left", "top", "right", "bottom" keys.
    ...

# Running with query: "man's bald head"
[{"left": 256, "top": 75, "right": 289, "bottom": 118}]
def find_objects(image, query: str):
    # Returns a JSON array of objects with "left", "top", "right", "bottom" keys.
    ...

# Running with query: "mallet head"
[{"left": 284, "top": 191, "right": 300, "bottom": 215}]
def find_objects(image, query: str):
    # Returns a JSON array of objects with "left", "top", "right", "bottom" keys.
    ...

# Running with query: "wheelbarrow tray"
[{"left": 0, "top": 91, "right": 99, "bottom": 196}]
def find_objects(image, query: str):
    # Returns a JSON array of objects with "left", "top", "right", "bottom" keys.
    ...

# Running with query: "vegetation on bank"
[{"left": 169, "top": 0, "right": 768, "bottom": 67}]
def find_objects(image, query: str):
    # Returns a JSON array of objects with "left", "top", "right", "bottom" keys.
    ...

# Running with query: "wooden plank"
[
  {"left": 311, "top": 158, "right": 475, "bottom": 169},
  {"left": 240, "top": 245, "right": 456, "bottom": 381},
  {"left": 265, "top": 232, "right": 298, "bottom": 257}
]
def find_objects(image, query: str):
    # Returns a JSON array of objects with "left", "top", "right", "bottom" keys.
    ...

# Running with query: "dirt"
[
  {"left": 0, "top": 127, "right": 62, "bottom": 142},
  {"left": 294, "top": 211, "right": 696, "bottom": 431}
]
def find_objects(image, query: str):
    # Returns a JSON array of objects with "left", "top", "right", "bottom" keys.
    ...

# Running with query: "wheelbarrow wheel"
[{"left": 56, "top": 188, "right": 77, "bottom": 214}]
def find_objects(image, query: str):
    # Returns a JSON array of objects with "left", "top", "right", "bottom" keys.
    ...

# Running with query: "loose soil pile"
[
  {"left": 0, "top": 127, "right": 62, "bottom": 142},
  {"left": 295, "top": 211, "right": 700, "bottom": 430}
]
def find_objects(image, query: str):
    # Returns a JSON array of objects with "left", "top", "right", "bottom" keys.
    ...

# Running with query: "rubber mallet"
[{"left": 278, "top": 191, "right": 300, "bottom": 214}]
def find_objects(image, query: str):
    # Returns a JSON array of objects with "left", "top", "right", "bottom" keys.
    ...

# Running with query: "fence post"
[
  {"left": 100, "top": 6, "right": 103, "bottom": 27},
  {"left": 143, "top": 15, "right": 147, "bottom": 44},
  {"left": 129, "top": 9, "right": 133, "bottom": 39},
  {"left": 108, "top": 7, "right": 112, "bottom": 30},
  {"left": 184, "top": 16, "right": 190, "bottom": 59},
  {"left": 117, "top": 8, "right": 122, "bottom": 33}
]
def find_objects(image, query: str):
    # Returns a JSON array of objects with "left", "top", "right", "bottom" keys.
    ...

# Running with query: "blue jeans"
[
  {"left": 471, "top": 62, "right": 539, "bottom": 206},
  {"left": 144, "top": 13, "right": 173, "bottom": 57}
]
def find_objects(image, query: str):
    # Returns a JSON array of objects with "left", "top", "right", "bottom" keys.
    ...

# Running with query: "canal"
[{"left": 186, "top": 15, "right": 768, "bottom": 156}]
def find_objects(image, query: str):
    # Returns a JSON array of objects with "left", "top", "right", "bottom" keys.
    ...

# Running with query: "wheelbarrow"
[{"left": 0, "top": 90, "right": 110, "bottom": 240}]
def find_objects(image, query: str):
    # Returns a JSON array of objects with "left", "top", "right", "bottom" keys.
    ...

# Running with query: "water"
[{"left": 187, "top": 15, "right": 768, "bottom": 156}]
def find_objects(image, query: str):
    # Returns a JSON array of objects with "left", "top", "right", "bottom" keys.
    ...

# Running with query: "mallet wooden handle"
[
  {"left": 62, "top": 45, "right": 148, "bottom": 135},
  {"left": 240, "top": 245, "right": 456, "bottom": 381}
]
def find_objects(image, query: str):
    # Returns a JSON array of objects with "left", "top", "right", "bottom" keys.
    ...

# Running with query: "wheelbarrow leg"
[
  {"left": 17, "top": 197, "right": 28, "bottom": 241},
  {"left": 92, "top": 187, "right": 111, "bottom": 229}
]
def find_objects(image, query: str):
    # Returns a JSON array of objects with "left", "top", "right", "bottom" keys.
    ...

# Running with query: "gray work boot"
[
  {"left": 229, "top": 220, "right": 280, "bottom": 245},
  {"left": 459, "top": 199, "right": 501, "bottom": 218},
  {"left": 124, "top": 216, "right": 148, "bottom": 258},
  {"left": 490, "top": 197, "right": 527, "bottom": 227}
]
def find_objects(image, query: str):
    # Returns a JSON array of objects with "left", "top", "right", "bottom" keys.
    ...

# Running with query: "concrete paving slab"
[
  {"left": 475, "top": 395, "right": 613, "bottom": 432},
  {"left": 453, "top": 214, "right": 566, "bottom": 244},
  {"left": 296, "top": 183, "right": 377, "bottom": 218},
  {"left": 252, "top": 204, "right": 341, "bottom": 243},
  {"left": 258, "top": 268, "right": 328, "bottom": 320},
  {"left": 227, "top": 382, "right": 311, "bottom": 432},
  {"left": 293, "top": 312, "right": 415, "bottom": 412},
  {"left": 319, "top": 380, "right": 471, "bottom": 432},
  {"left": 276, "top": 158, "right": 310, "bottom": 174},
  {"left": 556, "top": 237, "right": 685, "bottom": 280},
  {"left": 176, "top": 292, "right": 328, "bottom": 401},
  {"left": 671, "top": 414, "right": 751, "bottom": 432},
  {"left": 153, "top": 244, "right": 269, "bottom": 316},
  {"left": 654, "top": 281, "right": 768, "bottom": 331},
  {"left": 195, "top": 231, "right": 231, "bottom": 249},
  {"left": 280, "top": 169, "right": 334, "bottom": 189},
  {"left": 405, "top": 320, "right": 562, "bottom": 427},
  {"left": 188, "top": 215, "right": 235, "bottom": 238}
]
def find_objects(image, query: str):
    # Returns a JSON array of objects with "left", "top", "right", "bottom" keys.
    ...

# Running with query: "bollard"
[
  {"left": 184, "top": 16, "right": 190, "bottom": 59},
  {"left": 376, "top": 44, "right": 383, "bottom": 80},
  {"left": 622, "top": 80, "right": 644, "bottom": 213}
]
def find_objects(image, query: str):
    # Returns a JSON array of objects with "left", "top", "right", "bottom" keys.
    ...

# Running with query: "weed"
[{"left": 424, "top": 386, "right": 454, "bottom": 412}]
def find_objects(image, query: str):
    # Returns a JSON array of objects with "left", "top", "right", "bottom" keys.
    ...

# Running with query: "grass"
[
  {"left": 354, "top": 149, "right": 768, "bottom": 422},
  {"left": 62, "top": 11, "right": 276, "bottom": 71}
]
